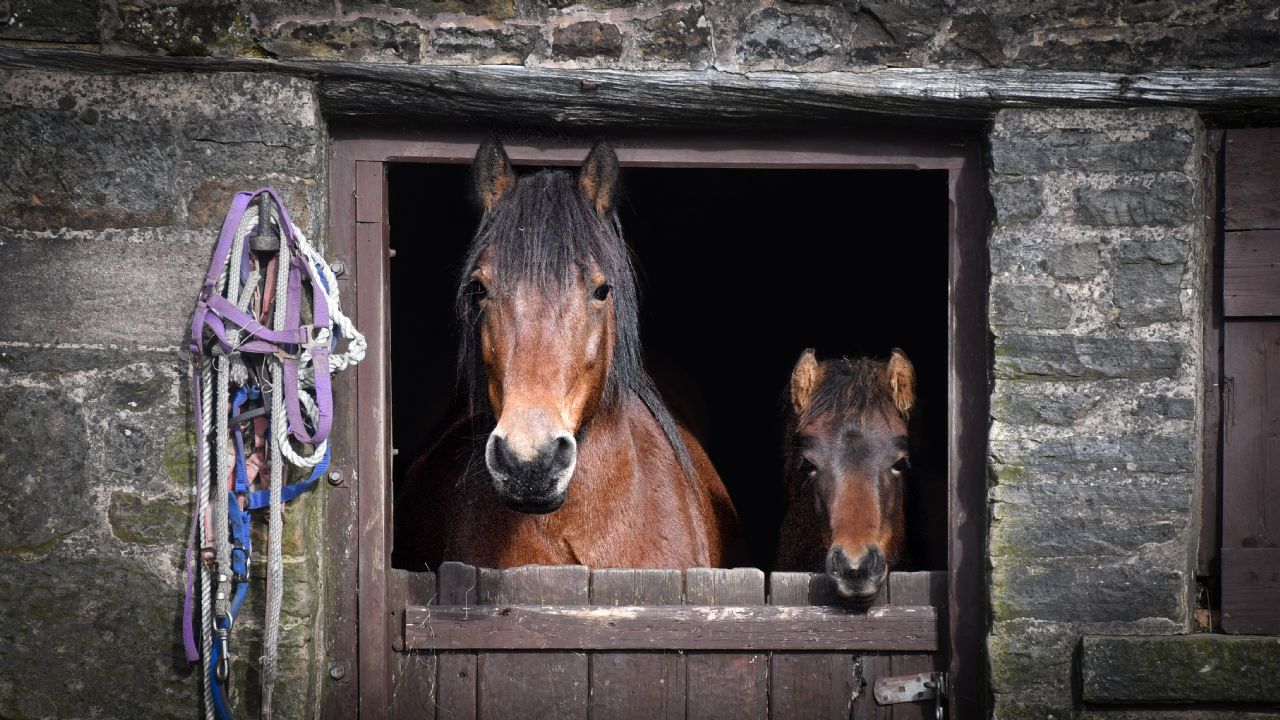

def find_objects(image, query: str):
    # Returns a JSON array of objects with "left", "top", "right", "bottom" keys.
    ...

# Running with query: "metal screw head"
[
  {"left": 327, "top": 469, "right": 344, "bottom": 486},
  {"left": 328, "top": 663, "right": 346, "bottom": 681},
  {"left": 392, "top": 638, "right": 405, "bottom": 652},
  {"left": 329, "top": 259, "right": 347, "bottom": 277}
]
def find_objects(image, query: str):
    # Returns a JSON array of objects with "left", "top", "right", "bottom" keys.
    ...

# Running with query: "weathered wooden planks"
[
  {"left": 1222, "top": 321, "right": 1280, "bottom": 634},
  {"left": 433, "top": 562, "right": 478, "bottom": 720},
  {"left": 768, "top": 572, "right": 861, "bottom": 720},
  {"left": 1225, "top": 128, "right": 1280, "bottom": 231},
  {"left": 1224, "top": 230, "right": 1280, "bottom": 317},
  {"left": 388, "top": 569, "right": 437, "bottom": 720},
  {"left": 405, "top": 603, "right": 936, "bottom": 652},
  {"left": 588, "top": 569, "right": 685, "bottom": 720},
  {"left": 396, "top": 567, "right": 943, "bottom": 718},
  {"left": 475, "top": 565, "right": 590, "bottom": 720},
  {"left": 887, "top": 572, "right": 948, "bottom": 720},
  {"left": 686, "top": 568, "right": 768, "bottom": 719}
]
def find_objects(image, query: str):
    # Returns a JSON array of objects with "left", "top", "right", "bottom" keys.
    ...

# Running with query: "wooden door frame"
[{"left": 326, "top": 129, "right": 990, "bottom": 719}]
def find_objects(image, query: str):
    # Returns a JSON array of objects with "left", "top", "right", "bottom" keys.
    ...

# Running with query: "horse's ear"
[
  {"left": 887, "top": 348, "right": 915, "bottom": 415},
  {"left": 579, "top": 141, "right": 619, "bottom": 215},
  {"left": 790, "top": 348, "right": 822, "bottom": 416},
  {"left": 474, "top": 138, "right": 516, "bottom": 210}
]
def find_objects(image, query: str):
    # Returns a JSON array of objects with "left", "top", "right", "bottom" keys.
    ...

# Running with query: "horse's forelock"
[{"left": 454, "top": 168, "right": 695, "bottom": 480}]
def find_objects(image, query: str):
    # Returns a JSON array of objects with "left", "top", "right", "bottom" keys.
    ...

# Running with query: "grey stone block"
[
  {"left": 992, "top": 561, "right": 1185, "bottom": 623},
  {"left": 991, "top": 177, "right": 1045, "bottom": 225},
  {"left": 0, "top": 233, "right": 210, "bottom": 347},
  {"left": 431, "top": 23, "right": 542, "bottom": 64},
  {"left": 991, "top": 282, "right": 1074, "bottom": 329},
  {"left": 992, "top": 384, "right": 1103, "bottom": 425},
  {"left": 737, "top": 7, "right": 837, "bottom": 65},
  {"left": 994, "top": 333, "right": 1182, "bottom": 381},
  {"left": 552, "top": 20, "right": 624, "bottom": 59},
  {"left": 114, "top": 1, "right": 254, "bottom": 57},
  {"left": 990, "top": 506, "right": 1186, "bottom": 560},
  {"left": 991, "top": 126, "right": 1194, "bottom": 176},
  {"left": 635, "top": 5, "right": 712, "bottom": 67},
  {"left": 0, "top": 0, "right": 101, "bottom": 43},
  {"left": 992, "top": 433, "right": 1195, "bottom": 474},
  {"left": 260, "top": 18, "right": 424, "bottom": 62},
  {"left": 0, "top": 106, "right": 181, "bottom": 230},
  {"left": 0, "top": 385, "right": 92, "bottom": 553},
  {"left": 1075, "top": 176, "right": 1197, "bottom": 227},
  {"left": 990, "top": 475, "right": 1195, "bottom": 509},
  {"left": 1135, "top": 394, "right": 1195, "bottom": 420},
  {"left": 0, "top": 553, "right": 194, "bottom": 719},
  {"left": 1082, "top": 635, "right": 1280, "bottom": 704}
]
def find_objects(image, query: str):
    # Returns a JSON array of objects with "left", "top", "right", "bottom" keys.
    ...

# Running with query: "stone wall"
[
  {"left": 987, "top": 108, "right": 1207, "bottom": 719},
  {"left": 0, "top": 69, "right": 329, "bottom": 718},
  {"left": 2, "top": 0, "right": 1278, "bottom": 73}
]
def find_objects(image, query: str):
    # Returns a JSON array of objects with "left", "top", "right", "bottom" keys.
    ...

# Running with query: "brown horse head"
[
  {"left": 784, "top": 348, "right": 915, "bottom": 600},
  {"left": 458, "top": 139, "right": 689, "bottom": 514}
]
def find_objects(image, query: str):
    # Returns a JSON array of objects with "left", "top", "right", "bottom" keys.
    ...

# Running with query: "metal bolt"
[
  {"left": 328, "top": 663, "right": 346, "bottom": 681},
  {"left": 392, "top": 638, "right": 405, "bottom": 652},
  {"left": 327, "top": 469, "right": 344, "bottom": 486},
  {"left": 329, "top": 259, "right": 347, "bottom": 277}
]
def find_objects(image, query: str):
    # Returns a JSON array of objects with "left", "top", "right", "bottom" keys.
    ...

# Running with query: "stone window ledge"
[{"left": 1082, "top": 634, "right": 1280, "bottom": 705}]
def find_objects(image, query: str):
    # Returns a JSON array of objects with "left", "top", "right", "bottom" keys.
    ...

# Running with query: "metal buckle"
[{"left": 300, "top": 324, "right": 330, "bottom": 350}]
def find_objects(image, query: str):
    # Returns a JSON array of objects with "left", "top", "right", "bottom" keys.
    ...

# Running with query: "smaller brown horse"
[{"left": 776, "top": 348, "right": 916, "bottom": 601}]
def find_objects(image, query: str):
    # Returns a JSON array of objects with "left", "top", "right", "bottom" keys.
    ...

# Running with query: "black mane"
[{"left": 455, "top": 168, "right": 694, "bottom": 479}]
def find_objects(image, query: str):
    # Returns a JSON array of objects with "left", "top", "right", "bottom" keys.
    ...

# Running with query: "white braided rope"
[
  {"left": 260, "top": 209, "right": 291, "bottom": 719},
  {"left": 293, "top": 225, "right": 366, "bottom": 372},
  {"left": 269, "top": 224, "right": 363, "bottom": 469},
  {"left": 215, "top": 205, "right": 256, "bottom": 622},
  {"left": 198, "top": 360, "right": 216, "bottom": 720}
]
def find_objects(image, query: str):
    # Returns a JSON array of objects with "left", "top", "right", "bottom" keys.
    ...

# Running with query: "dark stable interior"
[{"left": 387, "top": 162, "right": 949, "bottom": 572}]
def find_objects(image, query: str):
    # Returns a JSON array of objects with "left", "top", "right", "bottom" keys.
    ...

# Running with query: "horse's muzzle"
[
  {"left": 826, "top": 544, "right": 887, "bottom": 601},
  {"left": 485, "top": 430, "right": 577, "bottom": 514}
]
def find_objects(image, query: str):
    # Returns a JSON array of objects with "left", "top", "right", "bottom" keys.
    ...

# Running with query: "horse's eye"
[
  {"left": 797, "top": 458, "right": 819, "bottom": 482},
  {"left": 466, "top": 279, "right": 489, "bottom": 302},
  {"left": 891, "top": 456, "right": 911, "bottom": 474},
  {"left": 592, "top": 283, "right": 612, "bottom": 301}
]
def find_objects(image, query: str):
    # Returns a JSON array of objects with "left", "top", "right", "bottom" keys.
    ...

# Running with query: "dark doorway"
[{"left": 387, "top": 163, "right": 950, "bottom": 571}]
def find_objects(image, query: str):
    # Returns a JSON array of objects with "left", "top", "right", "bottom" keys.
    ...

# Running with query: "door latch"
[{"left": 874, "top": 671, "right": 946, "bottom": 719}]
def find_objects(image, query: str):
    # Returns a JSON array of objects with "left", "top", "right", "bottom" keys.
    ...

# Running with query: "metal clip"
[{"left": 216, "top": 627, "right": 231, "bottom": 685}]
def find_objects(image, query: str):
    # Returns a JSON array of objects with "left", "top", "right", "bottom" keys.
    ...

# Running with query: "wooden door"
[{"left": 389, "top": 566, "right": 946, "bottom": 719}]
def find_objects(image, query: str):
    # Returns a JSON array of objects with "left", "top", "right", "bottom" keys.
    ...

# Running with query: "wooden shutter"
[{"left": 1221, "top": 129, "right": 1280, "bottom": 634}]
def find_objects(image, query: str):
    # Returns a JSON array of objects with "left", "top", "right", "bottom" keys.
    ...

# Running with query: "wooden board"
[
  {"left": 475, "top": 565, "right": 590, "bottom": 720},
  {"left": 1221, "top": 322, "right": 1280, "bottom": 634},
  {"left": 768, "top": 573, "right": 860, "bottom": 720},
  {"left": 388, "top": 569, "right": 437, "bottom": 720},
  {"left": 1225, "top": 230, "right": 1280, "bottom": 317},
  {"left": 856, "top": 582, "right": 893, "bottom": 720},
  {"left": 588, "top": 569, "right": 685, "bottom": 720},
  {"left": 685, "top": 568, "right": 768, "bottom": 720},
  {"left": 1225, "top": 128, "right": 1280, "bottom": 231},
  {"left": 404, "top": 603, "right": 936, "bottom": 651},
  {"left": 434, "top": 562, "right": 478, "bottom": 720},
  {"left": 1221, "top": 548, "right": 1280, "bottom": 634},
  {"left": 887, "top": 572, "right": 947, "bottom": 720}
]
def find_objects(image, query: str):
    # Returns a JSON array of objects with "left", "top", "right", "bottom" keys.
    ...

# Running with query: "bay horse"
[
  {"left": 397, "top": 140, "right": 741, "bottom": 570},
  {"left": 776, "top": 348, "right": 916, "bottom": 600}
]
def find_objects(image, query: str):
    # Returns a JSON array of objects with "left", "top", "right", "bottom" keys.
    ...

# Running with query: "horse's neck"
[{"left": 570, "top": 393, "right": 645, "bottom": 500}]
